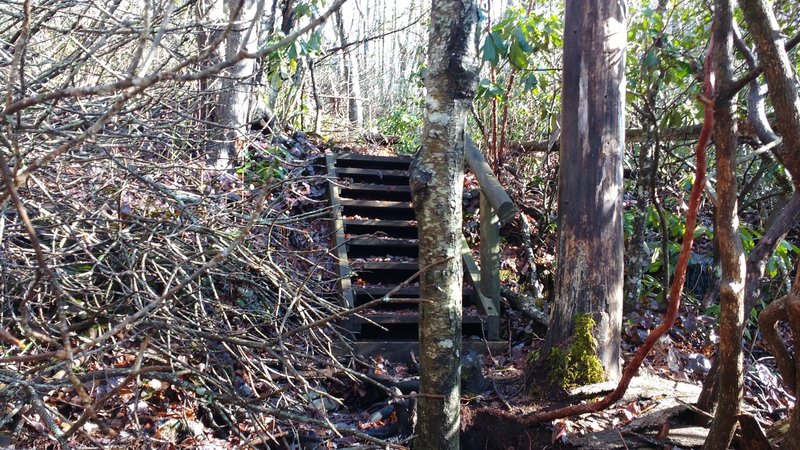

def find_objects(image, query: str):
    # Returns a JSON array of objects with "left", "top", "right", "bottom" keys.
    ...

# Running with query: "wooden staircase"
[{"left": 325, "top": 152, "right": 501, "bottom": 354}]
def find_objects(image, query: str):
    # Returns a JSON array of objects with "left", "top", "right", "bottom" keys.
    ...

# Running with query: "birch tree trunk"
[
  {"left": 703, "top": 2, "right": 745, "bottom": 448},
  {"left": 212, "top": 0, "right": 260, "bottom": 169},
  {"left": 409, "top": 0, "right": 479, "bottom": 448},
  {"left": 543, "top": 0, "right": 626, "bottom": 381}
]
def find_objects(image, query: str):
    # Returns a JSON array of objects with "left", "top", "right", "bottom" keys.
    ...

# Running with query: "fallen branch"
[{"left": 501, "top": 287, "right": 548, "bottom": 327}]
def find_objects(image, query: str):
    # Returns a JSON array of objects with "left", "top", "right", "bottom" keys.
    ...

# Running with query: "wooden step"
[
  {"left": 343, "top": 219, "right": 418, "bottom": 239},
  {"left": 352, "top": 261, "right": 419, "bottom": 271},
  {"left": 350, "top": 286, "right": 476, "bottom": 307},
  {"left": 335, "top": 167, "right": 410, "bottom": 185},
  {"left": 340, "top": 199, "right": 416, "bottom": 220},
  {"left": 352, "top": 285, "right": 475, "bottom": 298},
  {"left": 353, "top": 311, "right": 487, "bottom": 325},
  {"left": 355, "top": 313, "right": 492, "bottom": 340},
  {"left": 343, "top": 218, "right": 417, "bottom": 227},
  {"left": 340, "top": 183, "right": 412, "bottom": 201},
  {"left": 341, "top": 341, "right": 508, "bottom": 363},
  {"left": 335, "top": 153, "right": 412, "bottom": 170},
  {"left": 340, "top": 199, "right": 412, "bottom": 209},
  {"left": 347, "top": 236, "right": 418, "bottom": 258},
  {"left": 348, "top": 237, "right": 418, "bottom": 246}
]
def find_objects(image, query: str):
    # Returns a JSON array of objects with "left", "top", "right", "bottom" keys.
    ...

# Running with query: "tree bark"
[
  {"left": 410, "top": 0, "right": 479, "bottom": 448},
  {"left": 544, "top": 0, "right": 626, "bottom": 381},
  {"left": 211, "top": 0, "right": 260, "bottom": 169},
  {"left": 697, "top": 193, "right": 800, "bottom": 411},
  {"left": 740, "top": 0, "right": 800, "bottom": 188},
  {"left": 740, "top": 1, "right": 800, "bottom": 445},
  {"left": 196, "top": 0, "right": 227, "bottom": 130},
  {"left": 335, "top": 10, "right": 364, "bottom": 128},
  {"left": 703, "top": 3, "right": 746, "bottom": 448}
]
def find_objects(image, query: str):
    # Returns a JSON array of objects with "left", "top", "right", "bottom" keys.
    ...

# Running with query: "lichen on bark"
[{"left": 412, "top": 1, "right": 479, "bottom": 449}]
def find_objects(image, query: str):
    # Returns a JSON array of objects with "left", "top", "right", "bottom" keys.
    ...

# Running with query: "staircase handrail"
[
  {"left": 462, "top": 134, "right": 518, "bottom": 312},
  {"left": 464, "top": 135, "right": 518, "bottom": 222}
]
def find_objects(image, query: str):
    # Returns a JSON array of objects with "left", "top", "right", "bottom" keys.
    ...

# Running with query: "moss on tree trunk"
[{"left": 545, "top": 314, "right": 606, "bottom": 388}]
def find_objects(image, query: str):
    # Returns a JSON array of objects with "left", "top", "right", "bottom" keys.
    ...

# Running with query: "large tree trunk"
[
  {"left": 543, "top": 0, "right": 626, "bottom": 381},
  {"left": 409, "top": 0, "right": 478, "bottom": 448},
  {"left": 211, "top": 0, "right": 260, "bottom": 169},
  {"left": 740, "top": 1, "right": 800, "bottom": 446},
  {"left": 703, "top": 2, "right": 745, "bottom": 448}
]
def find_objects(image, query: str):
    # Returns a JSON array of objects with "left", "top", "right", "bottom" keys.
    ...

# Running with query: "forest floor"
[
  {"left": 2, "top": 129, "right": 794, "bottom": 449},
  {"left": 318, "top": 133, "right": 795, "bottom": 449}
]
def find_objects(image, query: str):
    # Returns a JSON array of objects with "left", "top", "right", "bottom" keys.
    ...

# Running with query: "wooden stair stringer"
[{"left": 325, "top": 154, "right": 356, "bottom": 323}]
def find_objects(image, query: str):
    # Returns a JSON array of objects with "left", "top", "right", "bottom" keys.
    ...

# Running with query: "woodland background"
[{"left": 0, "top": 0, "right": 799, "bottom": 448}]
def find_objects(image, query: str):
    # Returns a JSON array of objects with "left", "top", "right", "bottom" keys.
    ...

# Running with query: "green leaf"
[
  {"left": 294, "top": 3, "right": 312, "bottom": 17},
  {"left": 705, "top": 304, "right": 720, "bottom": 316},
  {"left": 482, "top": 32, "right": 506, "bottom": 66},
  {"left": 482, "top": 35, "right": 498, "bottom": 66},
  {"left": 523, "top": 74, "right": 538, "bottom": 91},
  {"left": 485, "top": 81, "right": 505, "bottom": 99},
  {"left": 288, "top": 41, "right": 301, "bottom": 60},
  {"left": 767, "top": 257, "right": 777, "bottom": 277},
  {"left": 514, "top": 27, "right": 534, "bottom": 53},
  {"left": 644, "top": 50, "right": 658, "bottom": 68},
  {"left": 509, "top": 42, "right": 528, "bottom": 69}
]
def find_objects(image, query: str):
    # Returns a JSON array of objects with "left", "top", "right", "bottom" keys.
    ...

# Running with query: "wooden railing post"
[
  {"left": 464, "top": 135, "right": 518, "bottom": 315},
  {"left": 479, "top": 192, "right": 501, "bottom": 310}
]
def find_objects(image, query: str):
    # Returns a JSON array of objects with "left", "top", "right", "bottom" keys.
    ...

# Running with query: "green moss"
[{"left": 546, "top": 314, "right": 606, "bottom": 388}]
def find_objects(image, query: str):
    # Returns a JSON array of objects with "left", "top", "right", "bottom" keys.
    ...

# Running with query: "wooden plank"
[
  {"left": 341, "top": 183, "right": 412, "bottom": 193},
  {"left": 479, "top": 193, "right": 501, "bottom": 310},
  {"left": 343, "top": 340, "right": 508, "bottom": 363},
  {"left": 336, "top": 152, "right": 413, "bottom": 164},
  {"left": 464, "top": 135, "right": 518, "bottom": 222},
  {"left": 353, "top": 261, "right": 419, "bottom": 271},
  {"left": 325, "top": 154, "right": 357, "bottom": 321},
  {"left": 353, "top": 286, "right": 422, "bottom": 297},
  {"left": 339, "top": 199, "right": 413, "bottom": 209},
  {"left": 348, "top": 237, "right": 418, "bottom": 247},
  {"left": 344, "top": 219, "right": 417, "bottom": 228},
  {"left": 335, "top": 167, "right": 409, "bottom": 178},
  {"left": 343, "top": 220, "right": 418, "bottom": 239},
  {"left": 461, "top": 234, "right": 500, "bottom": 340},
  {"left": 352, "top": 312, "right": 486, "bottom": 324},
  {"left": 351, "top": 286, "right": 475, "bottom": 301}
]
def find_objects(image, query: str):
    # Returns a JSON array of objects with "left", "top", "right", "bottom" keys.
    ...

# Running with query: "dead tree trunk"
[
  {"left": 543, "top": 0, "right": 626, "bottom": 381},
  {"left": 409, "top": 0, "right": 479, "bottom": 448}
]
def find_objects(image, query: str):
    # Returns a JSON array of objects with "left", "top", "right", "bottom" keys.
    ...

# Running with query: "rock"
[{"left": 461, "top": 351, "right": 489, "bottom": 394}]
